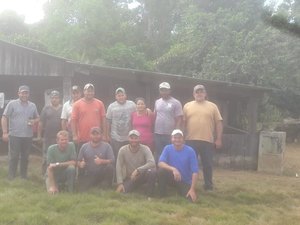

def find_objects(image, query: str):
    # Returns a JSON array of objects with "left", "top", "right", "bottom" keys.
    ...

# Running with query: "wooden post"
[
  {"left": 62, "top": 65, "right": 73, "bottom": 103},
  {"left": 247, "top": 96, "right": 258, "bottom": 169},
  {"left": 145, "top": 83, "right": 152, "bottom": 108}
]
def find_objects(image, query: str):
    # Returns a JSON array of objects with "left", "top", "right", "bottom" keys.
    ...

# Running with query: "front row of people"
[{"left": 46, "top": 128, "right": 199, "bottom": 202}]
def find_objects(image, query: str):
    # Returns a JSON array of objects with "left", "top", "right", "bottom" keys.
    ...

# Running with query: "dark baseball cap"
[
  {"left": 50, "top": 90, "right": 60, "bottom": 98},
  {"left": 90, "top": 127, "right": 101, "bottom": 134},
  {"left": 18, "top": 85, "right": 30, "bottom": 92}
]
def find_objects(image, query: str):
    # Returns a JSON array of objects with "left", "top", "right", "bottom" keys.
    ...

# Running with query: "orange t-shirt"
[
  {"left": 72, "top": 98, "right": 106, "bottom": 142},
  {"left": 183, "top": 100, "right": 222, "bottom": 143}
]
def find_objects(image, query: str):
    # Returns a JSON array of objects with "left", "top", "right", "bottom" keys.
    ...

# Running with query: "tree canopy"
[{"left": 0, "top": 0, "right": 299, "bottom": 117}]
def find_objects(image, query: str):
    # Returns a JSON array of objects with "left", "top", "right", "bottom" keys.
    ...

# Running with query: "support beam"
[
  {"left": 62, "top": 68, "right": 73, "bottom": 103},
  {"left": 247, "top": 96, "right": 259, "bottom": 169}
]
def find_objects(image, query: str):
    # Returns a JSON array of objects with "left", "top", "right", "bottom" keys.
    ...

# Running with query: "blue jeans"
[
  {"left": 8, "top": 136, "right": 32, "bottom": 179},
  {"left": 186, "top": 140, "right": 214, "bottom": 190},
  {"left": 154, "top": 134, "right": 171, "bottom": 163}
]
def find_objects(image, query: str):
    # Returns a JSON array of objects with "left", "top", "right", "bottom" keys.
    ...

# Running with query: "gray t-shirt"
[
  {"left": 154, "top": 97, "right": 183, "bottom": 135},
  {"left": 40, "top": 105, "right": 62, "bottom": 138},
  {"left": 78, "top": 141, "right": 115, "bottom": 173},
  {"left": 106, "top": 100, "right": 136, "bottom": 142},
  {"left": 116, "top": 144, "right": 155, "bottom": 184},
  {"left": 3, "top": 99, "right": 39, "bottom": 137}
]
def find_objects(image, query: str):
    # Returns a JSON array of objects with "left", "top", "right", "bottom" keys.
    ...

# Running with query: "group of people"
[{"left": 1, "top": 81, "right": 223, "bottom": 202}]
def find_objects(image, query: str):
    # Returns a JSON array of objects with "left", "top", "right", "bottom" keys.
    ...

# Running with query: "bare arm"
[
  {"left": 158, "top": 161, "right": 181, "bottom": 182},
  {"left": 1, "top": 116, "right": 9, "bottom": 142},
  {"left": 186, "top": 173, "right": 198, "bottom": 202},
  {"left": 46, "top": 160, "right": 76, "bottom": 194},
  {"left": 106, "top": 119, "right": 111, "bottom": 142},
  {"left": 33, "top": 117, "right": 40, "bottom": 124},
  {"left": 182, "top": 114, "right": 187, "bottom": 134},
  {"left": 115, "top": 150, "right": 125, "bottom": 192},
  {"left": 61, "top": 119, "right": 68, "bottom": 131},
  {"left": 175, "top": 115, "right": 183, "bottom": 130},
  {"left": 58, "top": 160, "right": 76, "bottom": 167},
  {"left": 47, "top": 165, "right": 58, "bottom": 194},
  {"left": 94, "top": 155, "right": 112, "bottom": 165},
  {"left": 215, "top": 120, "right": 223, "bottom": 149},
  {"left": 71, "top": 119, "right": 78, "bottom": 143},
  {"left": 158, "top": 161, "right": 176, "bottom": 172},
  {"left": 101, "top": 115, "right": 108, "bottom": 141},
  {"left": 37, "top": 121, "right": 43, "bottom": 139}
]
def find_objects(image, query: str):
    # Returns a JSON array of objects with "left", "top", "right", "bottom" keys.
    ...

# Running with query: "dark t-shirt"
[
  {"left": 40, "top": 105, "right": 62, "bottom": 138},
  {"left": 78, "top": 141, "right": 115, "bottom": 173}
]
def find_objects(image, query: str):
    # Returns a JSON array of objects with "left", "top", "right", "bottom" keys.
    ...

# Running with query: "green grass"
[{"left": 0, "top": 153, "right": 300, "bottom": 225}]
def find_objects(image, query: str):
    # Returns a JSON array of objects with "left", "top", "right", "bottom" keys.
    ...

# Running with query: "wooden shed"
[{"left": 0, "top": 39, "right": 270, "bottom": 170}]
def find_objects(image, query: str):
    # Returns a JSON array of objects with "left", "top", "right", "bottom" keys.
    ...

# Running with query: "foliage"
[
  {"left": 0, "top": 10, "right": 27, "bottom": 36},
  {"left": 154, "top": 0, "right": 300, "bottom": 117},
  {"left": 258, "top": 100, "right": 284, "bottom": 130},
  {"left": 0, "top": 0, "right": 299, "bottom": 118},
  {"left": 263, "top": 0, "right": 300, "bottom": 37},
  {"left": 35, "top": 0, "right": 151, "bottom": 69},
  {"left": 0, "top": 10, "right": 48, "bottom": 51}
]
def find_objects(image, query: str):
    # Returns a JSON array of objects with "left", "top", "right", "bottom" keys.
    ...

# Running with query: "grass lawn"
[{"left": 0, "top": 143, "right": 299, "bottom": 225}]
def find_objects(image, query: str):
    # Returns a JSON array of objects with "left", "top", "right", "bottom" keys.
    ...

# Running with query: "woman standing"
[{"left": 131, "top": 98, "right": 154, "bottom": 151}]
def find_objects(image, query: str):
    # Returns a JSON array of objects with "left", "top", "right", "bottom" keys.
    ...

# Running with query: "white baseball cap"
[
  {"left": 128, "top": 129, "right": 140, "bottom": 137},
  {"left": 115, "top": 87, "right": 126, "bottom": 94},
  {"left": 171, "top": 129, "right": 183, "bottom": 136},
  {"left": 159, "top": 82, "right": 170, "bottom": 89},
  {"left": 84, "top": 83, "right": 94, "bottom": 90}
]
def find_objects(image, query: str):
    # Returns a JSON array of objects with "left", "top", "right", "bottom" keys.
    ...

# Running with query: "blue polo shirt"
[{"left": 159, "top": 144, "right": 199, "bottom": 185}]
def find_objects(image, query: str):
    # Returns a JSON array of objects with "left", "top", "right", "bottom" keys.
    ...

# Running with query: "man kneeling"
[
  {"left": 77, "top": 127, "right": 114, "bottom": 191},
  {"left": 116, "top": 130, "right": 156, "bottom": 197},
  {"left": 46, "top": 130, "right": 76, "bottom": 194},
  {"left": 158, "top": 129, "right": 199, "bottom": 202}
]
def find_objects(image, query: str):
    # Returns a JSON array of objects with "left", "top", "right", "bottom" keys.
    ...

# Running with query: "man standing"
[
  {"left": 77, "top": 127, "right": 115, "bottom": 191},
  {"left": 46, "top": 130, "right": 76, "bottom": 194},
  {"left": 154, "top": 82, "right": 183, "bottom": 162},
  {"left": 116, "top": 130, "right": 156, "bottom": 197},
  {"left": 183, "top": 84, "right": 223, "bottom": 191},
  {"left": 61, "top": 85, "right": 81, "bottom": 132},
  {"left": 158, "top": 129, "right": 199, "bottom": 202},
  {"left": 38, "top": 90, "right": 63, "bottom": 174},
  {"left": 1, "top": 85, "right": 39, "bottom": 180},
  {"left": 106, "top": 87, "right": 136, "bottom": 157},
  {"left": 72, "top": 83, "right": 107, "bottom": 149}
]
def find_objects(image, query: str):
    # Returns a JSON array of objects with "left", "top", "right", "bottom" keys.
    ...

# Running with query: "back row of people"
[{"left": 1, "top": 82, "right": 223, "bottom": 197}]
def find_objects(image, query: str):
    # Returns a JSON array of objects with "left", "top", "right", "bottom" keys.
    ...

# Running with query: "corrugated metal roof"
[{"left": 0, "top": 39, "right": 272, "bottom": 93}]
